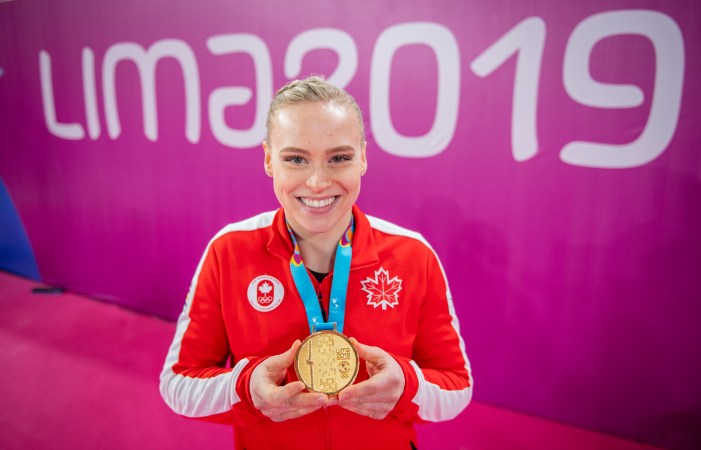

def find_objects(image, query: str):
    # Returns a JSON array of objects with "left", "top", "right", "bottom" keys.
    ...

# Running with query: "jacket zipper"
[
  {"left": 312, "top": 273, "right": 329, "bottom": 322},
  {"left": 312, "top": 274, "right": 332, "bottom": 449},
  {"left": 317, "top": 288, "right": 327, "bottom": 322},
  {"left": 323, "top": 404, "right": 331, "bottom": 449}
]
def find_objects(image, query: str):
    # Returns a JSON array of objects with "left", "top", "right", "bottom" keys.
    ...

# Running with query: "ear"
[
  {"left": 263, "top": 141, "right": 273, "bottom": 177},
  {"left": 360, "top": 141, "right": 368, "bottom": 176}
]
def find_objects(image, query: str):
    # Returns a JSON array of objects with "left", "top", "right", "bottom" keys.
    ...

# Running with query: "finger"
[
  {"left": 271, "top": 403, "right": 326, "bottom": 422},
  {"left": 266, "top": 380, "right": 329, "bottom": 410},
  {"left": 337, "top": 404, "right": 389, "bottom": 420},
  {"left": 337, "top": 400, "right": 394, "bottom": 412},
  {"left": 285, "top": 391, "right": 329, "bottom": 409},
  {"left": 338, "top": 392, "right": 396, "bottom": 407},
  {"left": 337, "top": 378, "right": 380, "bottom": 402},
  {"left": 339, "top": 373, "right": 405, "bottom": 406},
  {"left": 266, "top": 380, "right": 307, "bottom": 405}
]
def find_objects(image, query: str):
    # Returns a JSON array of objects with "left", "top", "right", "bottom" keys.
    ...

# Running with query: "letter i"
[{"left": 82, "top": 47, "right": 100, "bottom": 139}]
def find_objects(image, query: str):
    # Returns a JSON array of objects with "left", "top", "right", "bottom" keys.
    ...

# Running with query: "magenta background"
[{"left": 1, "top": 0, "right": 700, "bottom": 448}]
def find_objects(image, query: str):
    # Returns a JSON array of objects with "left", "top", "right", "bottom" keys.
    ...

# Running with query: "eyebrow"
[{"left": 278, "top": 145, "right": 356, "bottom": 155}]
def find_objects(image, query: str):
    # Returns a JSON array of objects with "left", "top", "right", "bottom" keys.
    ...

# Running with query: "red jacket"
[{"left": 160, "top": 205, "right": 473, "bottom": 449}]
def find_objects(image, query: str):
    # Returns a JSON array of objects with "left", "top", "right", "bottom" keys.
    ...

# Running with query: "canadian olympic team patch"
[{"left": 247, "top": 275, "right": 284, "bottom": 312}]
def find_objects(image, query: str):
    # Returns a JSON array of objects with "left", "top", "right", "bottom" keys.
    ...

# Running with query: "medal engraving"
[{"left": 294, "top": 330, "right": 359, "bottom": 395}]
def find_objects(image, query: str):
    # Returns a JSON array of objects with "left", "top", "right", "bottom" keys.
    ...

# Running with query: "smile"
[{"left": 299, "top": 196, "right": 337, "bottom": 208}]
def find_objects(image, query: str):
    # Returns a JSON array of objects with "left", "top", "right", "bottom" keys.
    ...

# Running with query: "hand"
[
  {"left": 336, "top": 338, "right": 405, "bottom": 420},
  {"left": 250, "top": 340, "right": 330, "bottom": 422}
]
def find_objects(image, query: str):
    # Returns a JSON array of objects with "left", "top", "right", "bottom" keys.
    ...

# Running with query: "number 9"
[{"left": 561, "top": 10, "right": 684, "bottom": 169}]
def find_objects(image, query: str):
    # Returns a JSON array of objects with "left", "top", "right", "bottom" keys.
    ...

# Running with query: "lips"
[{"left": 299, "top": 196, "right": 337, "bottom": 208}]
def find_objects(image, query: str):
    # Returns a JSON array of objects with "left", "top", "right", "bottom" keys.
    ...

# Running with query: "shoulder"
[
  {"left": 362, "top": 213, "right": 441, "bottom": 265},
  {"left": 365, "top": 214, "right": 432, "bottom": 249},
  {"left": 210, "top": 210, "right": 277, "bottom": 246}
]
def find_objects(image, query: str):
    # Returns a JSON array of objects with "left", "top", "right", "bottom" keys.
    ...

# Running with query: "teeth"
[{"left": 301, "top": 197, "right": 336, "bottom": 208}]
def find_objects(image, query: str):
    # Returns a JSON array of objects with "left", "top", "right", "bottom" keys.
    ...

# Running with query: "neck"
[
  {"left": 290, "top": 213, "right": 352, "bottom": 273},
  {"left": 296, "top": 238, "right": 337, "bottom": 273}
]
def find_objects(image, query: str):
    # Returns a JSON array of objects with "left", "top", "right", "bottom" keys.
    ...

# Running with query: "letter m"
[{"left": 102, "top": 40, "right": 200, "bottom": 143}]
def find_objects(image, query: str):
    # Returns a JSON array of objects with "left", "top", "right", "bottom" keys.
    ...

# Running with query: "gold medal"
[{"left": 294, "top": 330, "right": 359, "bottom": 395}]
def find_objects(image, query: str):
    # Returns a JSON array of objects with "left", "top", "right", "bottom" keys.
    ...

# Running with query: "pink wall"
[{"left": 1, "top": 0, "right": 700, "bottom": 448}]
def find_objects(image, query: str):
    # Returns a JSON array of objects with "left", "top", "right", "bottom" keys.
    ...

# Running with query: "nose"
[{"left": 306, "top": 165, "right": 332, "bottom": 192}]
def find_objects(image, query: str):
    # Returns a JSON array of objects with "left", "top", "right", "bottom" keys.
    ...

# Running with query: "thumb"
[
  {"left": 265, "top": 339, "right": 302, "bottom": 372},
  {"left": 350, "top": 337, "right": 385, "bottom": 366}
]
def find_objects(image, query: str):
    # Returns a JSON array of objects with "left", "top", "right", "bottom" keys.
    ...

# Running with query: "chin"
[
  {"left": 297, "top": 208, "right": 351, "bottom": 235},
  {"left": 298, "top": 217, "right": 338, "bottom": 235}
]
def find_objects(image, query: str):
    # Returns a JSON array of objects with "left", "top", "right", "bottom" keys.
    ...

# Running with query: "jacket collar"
[{"left": 267, "top": 204, "right": 379, "bottom": 270}]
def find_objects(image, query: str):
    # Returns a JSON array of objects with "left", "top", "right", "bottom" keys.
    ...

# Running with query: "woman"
[{"left": 160, "top": 76, "right": 473, "bottom": 449}]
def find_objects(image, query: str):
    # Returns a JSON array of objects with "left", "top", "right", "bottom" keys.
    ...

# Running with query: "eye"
[
  {"left": 285, "top": 155, "right": 307, "bottom": 165},
  {"left": 330, "top": 154, "right": 353, "bottom": 163}
]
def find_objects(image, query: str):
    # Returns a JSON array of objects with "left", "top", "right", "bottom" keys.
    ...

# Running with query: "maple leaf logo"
[
  {"left": 258, "top": 282, "right": 273, "bottom": 294},
  {"left": 360, "top": 267, "right": 402, "bottom": 310}
]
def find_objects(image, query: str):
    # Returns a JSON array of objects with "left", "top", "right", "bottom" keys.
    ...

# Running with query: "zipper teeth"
[
  {"left": 351, "top": 263, "right": 376, "bottom": 272},
  {"left": 315, "top": 280, "right": 327, "bottom": 322},
  {"left": 323, "top": 406, "right": 331, "bottom": 449}
]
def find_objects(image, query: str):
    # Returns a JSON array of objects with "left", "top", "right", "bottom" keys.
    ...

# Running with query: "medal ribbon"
[{"left": 286, "top": 217, "right": 354, "bottom": 334}]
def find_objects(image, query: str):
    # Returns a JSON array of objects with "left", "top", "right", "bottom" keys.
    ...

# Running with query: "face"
[{"left": 264, "top": 102, "right": 367, "bottom": 241}]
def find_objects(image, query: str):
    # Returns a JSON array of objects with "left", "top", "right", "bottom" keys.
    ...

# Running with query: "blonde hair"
[{"left": 265, "top": 76, "right": 366, "bottom": 143}]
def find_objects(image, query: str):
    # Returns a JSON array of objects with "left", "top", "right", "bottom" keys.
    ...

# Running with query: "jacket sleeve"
[
  {"left": 159, "top": 238, "right": 270, "bottom": 425},
  {"left": 389, "top": 245, "right": 473, "bottom": 423}
]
